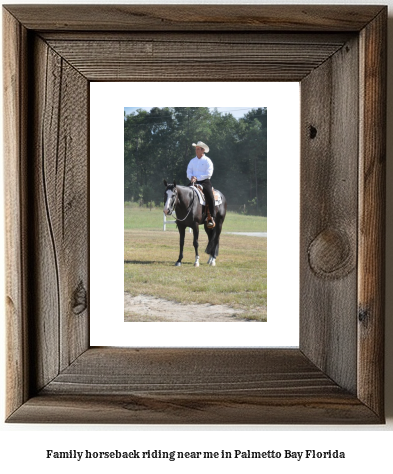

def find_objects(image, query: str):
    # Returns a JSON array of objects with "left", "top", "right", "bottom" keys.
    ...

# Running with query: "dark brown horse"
[{"left": 163, "top": 180, "right": 227, "bottom": 266}]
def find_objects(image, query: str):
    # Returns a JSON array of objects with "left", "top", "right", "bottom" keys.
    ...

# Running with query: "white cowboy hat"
[{"left": 192, "top": 141, "right": 209, "bottom": 153}]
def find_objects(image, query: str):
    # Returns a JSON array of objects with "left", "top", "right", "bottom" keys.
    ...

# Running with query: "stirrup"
[{"left": 206, "top": 218, "right": 216, "bottom": 229}]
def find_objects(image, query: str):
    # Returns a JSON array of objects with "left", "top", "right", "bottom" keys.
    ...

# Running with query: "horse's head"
[{"left": 163, "top": 180, "right": 177, "bottom": 216}]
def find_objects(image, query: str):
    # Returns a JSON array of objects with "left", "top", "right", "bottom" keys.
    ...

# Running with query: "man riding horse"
[
  {"left": 186, "top": 141, "right": 216, "bottom": 228},
  {"left": 163, "top": 141, "right": 226, "bottom": 266}
]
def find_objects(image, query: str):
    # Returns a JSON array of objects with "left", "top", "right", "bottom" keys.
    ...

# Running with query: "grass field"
[
  {"left": 124, "top": 204, "right": 267, "bottom": 321},
  {"left": 125, "top": 203, "right": 267, "bottom": 233}
]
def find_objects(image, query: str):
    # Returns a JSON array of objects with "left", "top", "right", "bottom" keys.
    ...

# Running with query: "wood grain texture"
[
  {"left": 30, "top": 36, "right": 89, "bottom": 388},
  {"left": 3, "top": 5, "right": 386, "bottom": 424},
  {"left": 3, "top": 8, "right": 29, "bottom": 418},
  {"left": 9, "top": 392, "right": 379, "bottom": 425},
  {"left": 7, "top": 348, "right": 379, "bottom": 424},
  {"left": 43, "top": 348, "right": 341, "bottom": 395},
  {"left": 3, "top": 5, "right": 384, "bottom": 31},
  {"left": 300, "top": 36, "right": 359, "bottom": 394},
  {"left": 40, "top": 31, "right": 354, "bottom": 44},
  {"left": 45, "top": 37, "right": 348, "bottom": 82},
  {"left": 357, "top": 9, "right": 387, "bottom": 417}
]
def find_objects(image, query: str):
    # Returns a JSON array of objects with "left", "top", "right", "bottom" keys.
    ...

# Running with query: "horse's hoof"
[
  {"left": 175, "top": 261, "right": 182, "bottom": 266},
  {"left": 194, "top": 261, "right": 200, "bottom": 267},
  {"left": 207, "top": 256, "right": 212, "bottom": 265},
  {"left": 209, "top": 258, "right": 216, "bottom": 266}
]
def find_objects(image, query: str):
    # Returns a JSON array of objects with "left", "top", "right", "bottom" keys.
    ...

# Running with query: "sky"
[{"left": 124, "top": 107, "right": 259, "bottom": 119}]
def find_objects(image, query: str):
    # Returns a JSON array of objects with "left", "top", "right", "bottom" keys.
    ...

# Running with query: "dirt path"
[
  {"left": 124, "top": 293, "right": 255, "bottom": 322},
  {"left": 225, "top": 232, "right": 267, "bottom": 237}
]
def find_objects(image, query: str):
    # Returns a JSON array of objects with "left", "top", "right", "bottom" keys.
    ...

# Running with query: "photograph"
[
  {"left": 90, "top": 82, "right": 298, "bottom": 348},
  {"left": 123, "top": 107, "right": 267, "bottom": 323},
  {"left": 2, "top": 7, "right": 391, "bottom": 471}
]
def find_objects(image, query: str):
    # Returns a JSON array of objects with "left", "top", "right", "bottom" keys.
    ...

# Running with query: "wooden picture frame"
[{"left": 3, "top": 5, "right": 386, "bottom": 424}]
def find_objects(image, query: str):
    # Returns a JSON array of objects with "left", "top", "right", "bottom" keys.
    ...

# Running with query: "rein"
[{"left": 173, "top": 187, "right": 196, "bottom": 222}]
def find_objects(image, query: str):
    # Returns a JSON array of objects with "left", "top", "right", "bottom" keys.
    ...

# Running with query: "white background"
[
  {"left": 90, "top": 82, "right": 300, "bottom": 347},
  {"left": 1, "top": 0, "right": 392, "bottom": 473}
]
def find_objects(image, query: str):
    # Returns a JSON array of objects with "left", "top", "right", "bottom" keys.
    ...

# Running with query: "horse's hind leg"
[
  {"left": 205, "top": 227, "right": 217, "bottom": 265},
  {"left": 175, "top": 225, "right": 186, "bottom": 266},
  {"left": 192, "top": 225, "right": 200, "bottom": 267},
  {"left": 207, "top": 218, "right": 223, "bottom": 266},
  {"left": 204, "top": 226, "right": 213, "bottom": 258}
]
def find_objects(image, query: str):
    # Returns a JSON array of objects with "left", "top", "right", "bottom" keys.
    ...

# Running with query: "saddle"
[
  {"left": 193, "top": 184, "right": 220, "bottom": 203},
  {"left": 192, "top": 184, "right": 221, "bottom": 228}
]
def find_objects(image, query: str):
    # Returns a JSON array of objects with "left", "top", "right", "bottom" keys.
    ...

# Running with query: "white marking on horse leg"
[
  {"left": 209, "top": 257, "right": 216, "bottom": 266},
  {"left": 194, "top": 256, "right": 200, "bottom": 267},
  {"left": 175, "top": 261, "right": 182, "bottom": 267}
]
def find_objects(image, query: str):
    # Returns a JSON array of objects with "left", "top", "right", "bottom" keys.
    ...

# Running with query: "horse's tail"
[{"left": 205, "top": 228, "right": 218, "bottom": 255}]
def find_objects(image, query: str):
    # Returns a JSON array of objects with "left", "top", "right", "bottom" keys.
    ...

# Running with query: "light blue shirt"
[{"left": 186, "top": 155, "right": 214, "bottom": 181}]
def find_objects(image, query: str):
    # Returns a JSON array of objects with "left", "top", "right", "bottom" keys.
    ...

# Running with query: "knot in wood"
[
  {"left": 358, "top": 307, "right": 370, "bottom": 326},
  {"left": 309, "top": 125, "right": 317, "bottom": 139},
  {"left": 73, "top": 281, "right": 87, "bottom": 315},
  {"left": 308, "top": 228, "right": 355, "bottom": 279}
]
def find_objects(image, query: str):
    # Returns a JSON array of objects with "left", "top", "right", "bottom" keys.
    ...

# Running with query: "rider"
[{"left": 187, "top": 141, "right": 216, "bottom": 228}]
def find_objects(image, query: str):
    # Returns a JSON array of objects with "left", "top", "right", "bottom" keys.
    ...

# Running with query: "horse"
[{"left": 163, "top": 180, "right": 227, "bottom": 266}]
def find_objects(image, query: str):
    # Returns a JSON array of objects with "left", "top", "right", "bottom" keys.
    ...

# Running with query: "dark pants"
[{"left": 196, "top": 179, "right": 215, "bottom": 218}]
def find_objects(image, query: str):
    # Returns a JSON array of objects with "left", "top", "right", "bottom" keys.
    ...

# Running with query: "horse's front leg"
[
  {"left": 192, "top": 224, "right": 200, "bottom": 267},
  {"left": 175, "top": 225, "right": 186, "bottom": 266}
]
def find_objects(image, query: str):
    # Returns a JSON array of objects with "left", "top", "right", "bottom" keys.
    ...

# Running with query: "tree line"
[{"left": 124, "top": 107, "right": 267, "bottom": 216}]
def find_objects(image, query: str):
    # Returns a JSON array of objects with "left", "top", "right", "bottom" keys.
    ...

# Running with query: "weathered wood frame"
[{"left": 3, "top": 5, "right": 386, "bottom": 423}]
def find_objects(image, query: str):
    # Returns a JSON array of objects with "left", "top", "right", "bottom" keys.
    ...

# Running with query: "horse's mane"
[{"left": 166, "top": 184, "right": 193, "bottom": 193}]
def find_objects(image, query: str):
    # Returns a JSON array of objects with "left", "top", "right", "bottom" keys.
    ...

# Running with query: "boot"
[{"left": 206, "top": 206, "right": 216, "bottom": 228}]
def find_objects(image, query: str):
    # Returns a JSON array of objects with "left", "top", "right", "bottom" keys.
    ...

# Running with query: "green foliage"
[{"left": 124, "top": 107, "right": 267, "bottom": 215}]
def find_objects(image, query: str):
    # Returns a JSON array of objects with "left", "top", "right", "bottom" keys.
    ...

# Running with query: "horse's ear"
[
  {"left": 163, "top": 179, "right": 167, "bottom": 187},
  {"left": 173, "top": 180, "right": 176, "bottom": 187}
]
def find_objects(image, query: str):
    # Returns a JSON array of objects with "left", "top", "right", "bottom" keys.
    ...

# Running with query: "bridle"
[
  {"left": 164, "top": 187, "right": 178, "bottom": 216},
  {"left": 165, "top": 186, "right": 195, "bottom": 222}
]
